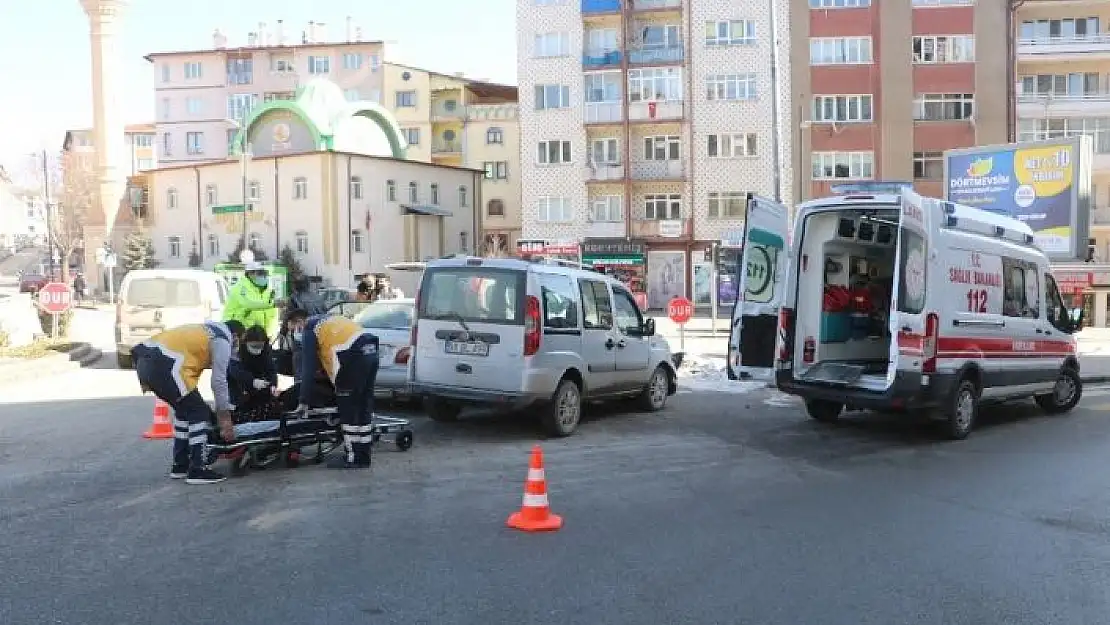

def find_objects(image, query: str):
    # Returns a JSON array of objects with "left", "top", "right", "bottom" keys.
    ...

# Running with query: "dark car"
[{"left": 18, "top": 273, "right": 47, "bottom": 293}]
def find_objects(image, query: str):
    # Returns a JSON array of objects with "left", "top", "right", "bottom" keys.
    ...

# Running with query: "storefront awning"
[{"left": 402, "top": 204, "right": 453, "bottom": 217}]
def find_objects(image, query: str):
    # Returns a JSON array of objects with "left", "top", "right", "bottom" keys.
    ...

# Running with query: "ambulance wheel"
[
  {"left": 1035, "top": 367, "right": 1082, "bottom": 415},
  {"left": 805, "top": 399, "right": 842, "bottom": 423},
  {"left": 396, "top": 431, "right": 414, "bottom": 451},
  {"left": 942, "top": 378, "right": 979, "bottom": 440}
]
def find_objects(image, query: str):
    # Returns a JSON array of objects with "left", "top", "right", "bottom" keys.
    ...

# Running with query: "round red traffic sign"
[
  {"left": 37, "top": 282, "right": 74, "bottom": 314},
  {"left": 667, "top": 296, "right": 693, "bottom": 324}
]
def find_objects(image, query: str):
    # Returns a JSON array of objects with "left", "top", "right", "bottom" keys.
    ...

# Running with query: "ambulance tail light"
[
  {"left": 524, "top": 295, "right": 542, "bottom": 356},
  {"left": 777, "top": 307, "right": 795, "bottom": 362},
  {"left": 922, "top": 312, "right": 940, "bottom": 374},
  {"left": 394, "top": 346, "right": 411, "bottom": 365}
]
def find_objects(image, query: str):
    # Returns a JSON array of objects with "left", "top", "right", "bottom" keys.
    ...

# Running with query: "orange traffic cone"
[
  {"left": 142, "top": 399, "right": 174, "bottom": 440},
  {"left": 506, "top": 445, "right": 563, "bottom": 532}
]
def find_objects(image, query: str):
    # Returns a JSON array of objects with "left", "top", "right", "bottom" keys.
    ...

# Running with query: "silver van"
[
  {"left": 408, "top": 256, "right": 678, "bottom": 436},
  {"left": 115, "top": 269, "right": 229, "bottom": 368}
]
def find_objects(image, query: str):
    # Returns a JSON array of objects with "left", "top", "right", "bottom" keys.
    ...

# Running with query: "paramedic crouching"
[
  {"left": 286, "top": 309, "right": 380, "bottom": 469},
  {"left": 132, "top": 320, "right": 246, "bottom": 485}
]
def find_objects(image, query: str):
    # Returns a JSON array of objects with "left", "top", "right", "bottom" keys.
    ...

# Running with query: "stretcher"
[{"left": 205, "top": 407, "right": 414, "bottom": 476}]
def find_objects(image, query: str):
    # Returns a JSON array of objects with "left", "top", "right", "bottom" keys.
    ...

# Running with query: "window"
[
  {"left": 395, "top": 91, "right": 417, "bottom": 107},
  {"left": 264, "top": 91, "right": 296, "bottom": 102},
  {"left": 343, "top": 89, "right": 360, "bottom": 102},
  {"left": 534, "top": 84, "right": 571, "bottom": 110},
  {"left": 166, "top": 188, "right": 178, "bottom": 210},
  {"left": 810, "top": 37, "right": 873, "bottom": 65},
  {"left": 168, "top": 236, "right": 182, "bottom": 258},
  {"left": 708, "top": 192, "right": 746, "bottom": 218},
  {"left": 342, "top": 53, "right": 362, "bottom": 70},
  {"left": 1020, "top": 17, "right": 1101, "bottom": 41},
  {"left": 534, "top": 32, "right": 571, "bottom": 57},
  {"left": 430, "top": 184, "right": 440, "bottom": 204},
  {"left": 408, "top": 182, "right": 419, "bottom": 203},
  {"left": 184, "top": 62, "right": 202, "bottom": 79},
  {"left": 914, "top": 93, "right": 974, "bottom": 121},
  {"left": 809, "top": 0, "right": 869, "bottom": 6},
  {"left": 537, "top": 140, "right": 572, "bottom": 164},
  {"left": 591, "top": 195, "right": 622, "bottom": 222},
  {"left": 1045, "top": 274, "right": 1072, "bottom": 332},
  {"left": 162, "top": 133, "right": 172, "bottom": 156},
  {"left": 161, "top": 64, "right": 170, "bottom": 82},
  {"left": 912, "top": 35, "right": 975, "bottom": 64},
  {"left": 350, "top": 176, "right": 363, "bottom": 200},
  {"left": 160, "top": 97, "right": 171, "bottom": 120},
  {"left": 271, "top": 57, "right": 294, "bottom": 72},
  {"left": 1020, "top": 73, "right": 1102, "bottom": 98},
  {"left": 628, "top": 68, "right": 683, "bottom": 102},
  {"left": 644, "top": 135, "right": 680, "bottom": 160},
  {"left": 247, "top": 180, "right": 261, "bottom": 201},
  {"left": 419, "top": 268, "right": 524, "bottom": 324},
  {"left": 1018, "top": 117, "right": 1110, "bottom": 154},
  {"left": 538, "top": 274, "right": 580, "bottom": 330},
  {"left": 207, "top": 234, "right": 220, "bottom": 257},
  {"left": 812, "top": 95, "right": 873, "bottom": 123},
  {"left": 295, "top": 231, "right": 309, "bottom": 253},
  {"left": 226, "top": 58, "right": 252, "bottom": 85},
  {"left": 706, "top": 74, "right": 758, "bottom": 101},
  {"left": 611, "top": 287, "right": 644, "bottom": 334},
  {"left": 226, "top": 94, "right": 257, "bottom": 122},
  {"left": 459, "top": 186, "right": 469, "bottom": 207},
  {"left": 205, "top": 184, "right": 217, "bottom": 206},
  {"left": 707, "top": 133, "right": 758, "bottom": 158},
  {"left": 913, "top": 0, "right": 973, "bottom": 5},
  {"left": 536, "top": 197, "right": 572, "bottom": 222},
  {"left": 401, "top": 127, "right": 420, "bottom": 145},
  {"left": 386, "top": 180, "right": 397, "bottom": 201},
  {"left": 585, "top": 72, "right": 622, "bottom": 103},
  {"left": 578, "top": 280, "right": 613, "bottom": 330},
  {"left": 185, "top": 97, "right": 203, "bottom": 115},
  {"left": 897, "top": 230, "right": 926, "bottom": 314},
  {"left": 487, "top": 127, "right": 504, "bottom": 144},
  {"left": 996, "top": 258, "right": 1040, "bottom": 318},
  {"left": 308, "top": 55, "right": 330, "bottom": 74},
  {"left": 811, "top": 151, "right": 875, "bottom": 180},
  {"left": 293, "top": 177, "right": 308, "bottom": 199},
  {"left": 912, "top": 152, "right": 944, "bottom": 179},
  {"left": 645, "top": 194, "right": 681, "bottom": 220},
  {"left": 585, "top": 27, "right": 619, "bottom": 56},
  {"left": 137, "top": 158, "right": 154, "bottom": 171},
  {"left": 352, "top": 230, "right": 365, "bottom": 254},
  {"left": 588, "top": 138, "right": 620, "bottom": 165},
  {"left": 483, "top": 161, "right": 509, "bottom": 179},
  {"left": 186, "top": 132, "right": 204, "bottom": 155},
  {"left": 705, "top": 20, "right": 756, "bottom": 46},
  {"left": 133, "top": 134, "right": 153, "bottom": 147},
  {"left": 487, "top": 199, "right": 505, "bottom": 216}
]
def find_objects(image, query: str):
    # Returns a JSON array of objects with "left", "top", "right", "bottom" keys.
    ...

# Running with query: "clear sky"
[{"left": 0, "top": 0, "right": 516, "bottom": 179}]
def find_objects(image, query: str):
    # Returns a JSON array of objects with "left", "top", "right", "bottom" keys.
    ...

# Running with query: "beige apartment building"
[
  {"left": 64, "top": 124, "right": 158, "bottom": 176},
  {"left": 145, "top": 22, "right": 521, "bottom": 249}
]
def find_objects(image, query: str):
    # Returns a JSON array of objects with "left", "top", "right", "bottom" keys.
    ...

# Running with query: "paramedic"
[
  {"left": 132, "top": 320, "right": 246, "bottom": 485},
  {"left": 286, "top": 309, "right": 380, "bottom": 469},
  {"left": 224, "top": 262, "right": 280, "bottom": 337}
]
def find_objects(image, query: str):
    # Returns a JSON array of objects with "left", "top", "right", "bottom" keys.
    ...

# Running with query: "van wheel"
[
  {"left": 636, "top": 366, "right": 670, "bottom": 412},
  {"left": 116, "top": 352, "right": 132, "bottom": 369},
  {"left": 423, "top": 397, "right": 461, "bottom": 423},
  {"left": 541, "top": 378, "right": 582, "bottom": 437},
  {"left": 805, "top": 400, "right": 842, "bottom": 423},
  {"left": 1035, "top": 367, "right": 1083, "bottom": 415},
  {"left": 942, "top": 378, "right": 979, "bottom": 440}
]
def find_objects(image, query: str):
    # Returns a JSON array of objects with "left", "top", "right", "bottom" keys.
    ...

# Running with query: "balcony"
[
  {"left": 581, "top": 0, "right": 621, "bottom": 14},
  {"left": 431, "top": 101, "right": 466, "bottom": 121},
  {"left": 585, "top": 221, "right": 626, "bottom": 238},
  {"left": 630, "top": 160, "right": 685, "bottom": 181},
  {"left": 628, "top": 46, "right": 683, "bottom": 65},
  {"left": 628, "top": 100, "right": 684, "bottom": 122},
  {"left": 631, "top": 0, "right": 681, "bottom": 11},
  {"left": 631, "top": 217, "right": 691, "bottom": 239},
  {"left": 585, "top": 163, "right": 625, "bottom": 182},
  {"left": 1016, "top": 92, "right": 1110, "bottom": 118},
  {"left": 1017, "top": 34, "right": 1110, "bottom": 62},
  {"left": 585, "top": 102, "right": 623, "bottom": 124},
  {"left": 583, "top": 49, "right": 622, "bottom": 69},
  {"left": 431, "top": 140, "right": 463, "bottom": 155}
]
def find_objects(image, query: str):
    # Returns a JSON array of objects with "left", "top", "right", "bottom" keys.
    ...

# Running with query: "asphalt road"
[{"left": 4, "top": 360, "right": 1110, "bottom": 625}]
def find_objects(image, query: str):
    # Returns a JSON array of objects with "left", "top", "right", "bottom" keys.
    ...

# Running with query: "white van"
[
  {"left": 729, "top": 189, "right": 1084, "bottom": 439},
  {"left": 115, "top": 269, "right": 229, "bottom": 368},
  {"left": 408, "top": 255, "right": 678, "bottom": 436}
]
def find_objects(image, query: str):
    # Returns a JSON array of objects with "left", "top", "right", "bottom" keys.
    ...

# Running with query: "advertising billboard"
[{"left": 944, "top": 137, "right": 1093, "bottom": 261}]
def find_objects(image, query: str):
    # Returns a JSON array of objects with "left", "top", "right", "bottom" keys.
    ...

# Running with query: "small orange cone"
[
  {"left": 142, "top": 399, "right": 174, "bottom": 440},
  {"left": 507, "top": 445, "right": 563, "bottom": 532}
]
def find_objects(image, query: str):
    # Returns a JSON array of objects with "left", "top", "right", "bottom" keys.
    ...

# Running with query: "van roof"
[
  {"left": 124, "top": 269, "right": 219, "bottom": 278},
  {"left": 799, "top": 191, "right": 1036, "bottom": 238},
  {"left": 425, "top": 255, "right": 623, "bottom": 284}
]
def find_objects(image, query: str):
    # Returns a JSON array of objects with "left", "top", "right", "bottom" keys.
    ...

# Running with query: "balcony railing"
[
  {"left": 1017, "top": 34, "right": 1110, "bottom": 59},
  {"left": 1016, "top": 91, "right": 1110, "bottom": 117},
  {"left": 582, "top": 0, "right": 621, "bottom": 13},
  {"left": 585, "top": 102, "right": 623, "bottom": 123},
  {"left": 431, "top": 102, "right": 466, "bottom": 121},
  {"left": 583, "top": 50, "right": 622, "bottom": 68},
  {"left": 432, "top": 140, "right": 462, "bottom": 154},
  {"left": 630, "top": 160, "right": 685, "bottom": 180},
  {"left": 585, "top": 163, "right": 625, "bottom": 182},
  {"left": 628, "top": 100, "right": 684, "bottom": 122},
  {"left": 631, "top": 217, "right": 691, "bottom": 239},
  {"left": 628, "top": 46, "right": 684, "bottom": 65},
  {"left": 631, "top": 0, "right": 681, "bottom": 10}
]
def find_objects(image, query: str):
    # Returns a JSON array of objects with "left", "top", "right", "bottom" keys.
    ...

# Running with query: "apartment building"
[
  {"left": 518, "top": 0, "right": 793, "bottom": 310},
  {"left": 789, "top": 0, "right": 1009, "bottom": 201},
  {"left": 63, "top": 124, "right": 158, "bottom": 175}
]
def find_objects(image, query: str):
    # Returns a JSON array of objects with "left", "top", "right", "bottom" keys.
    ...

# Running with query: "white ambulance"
[{"left": 729, "top": 189, "right": 1085, "bottom": 439}]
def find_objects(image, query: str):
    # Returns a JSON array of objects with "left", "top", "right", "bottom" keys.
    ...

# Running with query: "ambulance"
[{"left": 728, "top": 188, "right": 1085, "bottom": 439}]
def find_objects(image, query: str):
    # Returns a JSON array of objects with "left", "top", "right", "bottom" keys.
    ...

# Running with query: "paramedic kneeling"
[
  {"left": 133, "top": 320, "right": 246, "bottom": 485},
  {"left": 286, "top": 309, "right": 380, "bottom": 469}
]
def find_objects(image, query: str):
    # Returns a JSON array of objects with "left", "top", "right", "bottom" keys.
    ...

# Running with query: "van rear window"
[
  {"left": 418, "top": 268, "right": 525, "bottom": 325},
  {"left": 126, "top": 279, "right": 202, "bottom": 307}
]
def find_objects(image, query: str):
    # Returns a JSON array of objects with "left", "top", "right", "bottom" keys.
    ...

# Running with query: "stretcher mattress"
[{"left": 232, "top": 418, "right": 335, "bottom": 441}]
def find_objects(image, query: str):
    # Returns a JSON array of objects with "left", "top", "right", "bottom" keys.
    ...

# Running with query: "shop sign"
[
  {"left": 658, "top": 221, "right": 684, "bottom": 238},
  {"left": 517, "top": 239, "right": 580, "bottom": 257},
  {"left": 582, "top": 238, "right": 645, "bottom": 266},
  {"left": 720, "top": 228, "right": 745, "bottom": 248},
  {"left": 1055, "top": 271, "right": 1093, "bottom": 295}
]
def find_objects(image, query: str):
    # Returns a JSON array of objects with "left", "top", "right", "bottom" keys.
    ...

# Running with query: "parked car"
[
  {"left": 18, "top": 273, "right": 47, "bottom": 293},
  {"left": 352, "top": 298, "right": 416, "bottom": 401},
  {"left": 115, "top": 269, "right": 229, "bottom": 368}
]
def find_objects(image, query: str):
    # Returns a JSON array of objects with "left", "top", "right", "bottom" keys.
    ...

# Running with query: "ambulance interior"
[{"left": 793, "top": 208, "right": 901, "bottom": 390}]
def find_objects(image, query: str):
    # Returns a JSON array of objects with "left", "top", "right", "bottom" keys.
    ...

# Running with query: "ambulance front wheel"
[
  {"left": 805, "top": 400, "right": 842, "bottom": 423},
  {"left": 1035, "top": 367, "right": 1082, "bottom": 415}
]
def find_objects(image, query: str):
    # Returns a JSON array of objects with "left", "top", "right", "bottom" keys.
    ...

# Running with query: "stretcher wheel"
[
  {"left": 229, "top": 453, "right": 250, "bottom": 477},
  {"left": 396, "top": 431, "right": 413, "bottom": 451},
  {"left": 283, "top": 450, "right": 301, "bottom": 468}
]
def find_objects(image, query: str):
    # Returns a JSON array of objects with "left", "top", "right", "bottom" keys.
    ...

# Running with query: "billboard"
[{"left": 944, "top": 137, "right": 1093, "bottom": 261}]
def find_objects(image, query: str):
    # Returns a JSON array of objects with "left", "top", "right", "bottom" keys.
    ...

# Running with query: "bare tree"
[{"left": 51, "top": 151, "right": 96, "bottom": 284}]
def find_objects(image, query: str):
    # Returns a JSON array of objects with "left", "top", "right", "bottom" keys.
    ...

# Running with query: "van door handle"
[
  {"left": 616, "top": 339, "right": 627, "bottom": 349},
  {"left": 1035, "top": 328, "right": 1044, "bottom": 334},
  {"left": 605, "top": 338, "right": 616, "bottom": 350}
]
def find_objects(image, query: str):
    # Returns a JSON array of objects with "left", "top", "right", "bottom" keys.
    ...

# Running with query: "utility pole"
[
  {"left": 40, "top": 150, "right": 56, "bottom": 276},
  {"left": 767, "top": 0, "right": 784, "bottom": 203}
]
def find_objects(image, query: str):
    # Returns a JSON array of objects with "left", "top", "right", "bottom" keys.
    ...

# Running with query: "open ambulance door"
[{"left": 727, "top": 194, "right": 790, "bottom": 381}]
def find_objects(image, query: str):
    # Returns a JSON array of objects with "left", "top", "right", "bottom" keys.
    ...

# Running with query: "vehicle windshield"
[
  {"left": 355, "top": 301, "right": 415, "bottom": 330},
  {"left": 418, "top": 267, "right": 524, "bottom": 325},
  {"left": 126, "top": 278, "right": 202, "bottom": 307}
]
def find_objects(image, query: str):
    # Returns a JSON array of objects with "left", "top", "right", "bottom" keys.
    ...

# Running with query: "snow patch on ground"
[{"left": 676, "top": 355, "right": 767, "bottom": 394}]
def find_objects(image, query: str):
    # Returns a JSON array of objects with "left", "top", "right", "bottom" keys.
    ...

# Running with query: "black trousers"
[
  {"left": 333, "top": 337, "right": 380, "bottom": 463},
  {"left": 133, "top": 344, "right": 209, "bottom": 472}
]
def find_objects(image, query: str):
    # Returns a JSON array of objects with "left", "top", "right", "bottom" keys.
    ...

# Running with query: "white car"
[{"left": 351, "top": 298, "right": 416, "bottom": 401}]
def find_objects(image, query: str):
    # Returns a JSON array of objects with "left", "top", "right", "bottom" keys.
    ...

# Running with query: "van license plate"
[{"left": 444, "top": 341, "right": 489, "bottom": 357}]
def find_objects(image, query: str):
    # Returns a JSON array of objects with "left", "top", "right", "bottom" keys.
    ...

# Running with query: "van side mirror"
[
  {"left": 642, "top": 318, "right": 656, "bottom": 337},
  {"left": 1071, "top": 307, "right": 1085, "bottom": 330}
]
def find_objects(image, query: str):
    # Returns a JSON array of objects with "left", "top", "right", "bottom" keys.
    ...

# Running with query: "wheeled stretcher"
[{"left": 205, "top": 407, "right": 414, "bottom": 476}]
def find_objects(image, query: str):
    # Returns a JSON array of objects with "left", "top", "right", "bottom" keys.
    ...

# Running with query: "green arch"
[
  {"left": 232, "top": 98, "right": 408, "bottom": 159},
  {"left": 232, "top": 100, "right": 326, "bottom": 154},
  {"left": 347, "top": 105, "right": 407, "bottom": 159}
]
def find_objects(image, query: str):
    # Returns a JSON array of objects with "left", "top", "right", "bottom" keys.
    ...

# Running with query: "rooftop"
[{"left": 144, "top": 39, "right": 384, "bottom": 62}]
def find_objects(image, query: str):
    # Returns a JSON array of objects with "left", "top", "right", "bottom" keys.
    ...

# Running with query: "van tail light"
[
  {"left": 777, "top": 307, "right": 795, "bottom": 362},
  {"left": 524, "top": 295, "right": 542, "bottom": 356},
  {"left": 394, "top": 346, "right": 411, "bottom": 365},
  {"left": 922, "top": 312, "right": 940, "bottom": 374}
]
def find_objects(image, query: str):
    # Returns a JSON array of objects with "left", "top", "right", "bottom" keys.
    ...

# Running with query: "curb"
[{"left": 0, "top": 341, "right": 102, "bottom": 386}]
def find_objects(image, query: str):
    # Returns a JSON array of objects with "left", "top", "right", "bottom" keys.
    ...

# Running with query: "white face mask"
[
  {"left": 246, "top": 344, "right": 264, "bottom": 356},
  {"left": 292, "top": 330, "right": 304, "bottom": 343}
]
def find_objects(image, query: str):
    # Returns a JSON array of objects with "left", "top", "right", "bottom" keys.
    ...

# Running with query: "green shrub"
[{"left": 38, "top": 309, "right": 74, "bottom": 337}]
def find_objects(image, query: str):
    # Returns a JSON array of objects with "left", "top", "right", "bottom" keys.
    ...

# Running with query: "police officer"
[
  {"left": 224, "top": 262, "right": 280, "bottom": 337},
  {"left": 133, "top": 320, "right": 246, "bottom": 485},
  {"left": 286, "top": 309, "right": 379, "bottom": 469}
]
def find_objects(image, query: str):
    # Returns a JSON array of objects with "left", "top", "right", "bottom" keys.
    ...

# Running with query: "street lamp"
[{"left": 226, "top": 119, "right": 252, "bottom": 257}]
